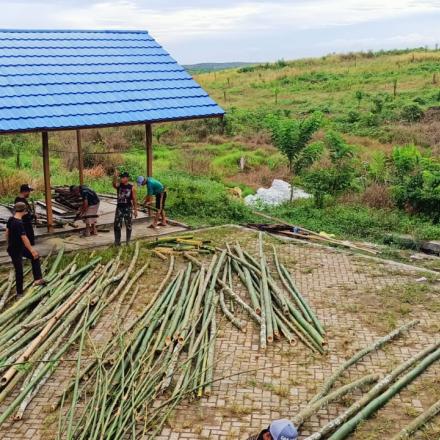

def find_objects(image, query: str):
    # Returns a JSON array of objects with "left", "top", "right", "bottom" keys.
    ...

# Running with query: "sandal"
[{"left": 34, "top": 279, "right": 47, "bottom": 287}]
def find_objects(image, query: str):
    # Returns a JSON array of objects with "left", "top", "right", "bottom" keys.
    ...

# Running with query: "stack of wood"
[{"left": 54, "top": 186, "right": 82, "bottom": 211}]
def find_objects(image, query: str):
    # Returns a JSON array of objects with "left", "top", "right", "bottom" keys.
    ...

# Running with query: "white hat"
[{"left": 269, "top": 419, "right": 298, "bottom": 440}]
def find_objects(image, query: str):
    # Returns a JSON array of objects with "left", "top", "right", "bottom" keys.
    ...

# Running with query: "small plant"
[
  {"left": 355, "top": 90, "right": 364, "bottom": 107},
  {"left": 266, "top": 112, "right": 323, "bottom": 200}
]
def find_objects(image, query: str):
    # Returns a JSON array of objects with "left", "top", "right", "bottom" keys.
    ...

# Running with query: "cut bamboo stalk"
[
  {"left": 391, "top": 398, "right": 440, "bottom": 440},
  {"left": 293, "top": 373, "right": 380, "bottom": 427},
  {"left": 259, "top": 232, "right": 273, "bottom": 343},
  {"left": 310, "top": 319, "right": 419, "bottom": 403},
  {"left": 305, "top": 340, "right": 440, "bottom": 439},
  {"left": 0, "top": 267, "right": 101, "bottom": 388},
  {"left": 204, "top": 313, "right": 217, "bottom": 396},
  {"left": 234, "top": 243, "right": 261, "bottom": 314},
  {"left": 329, "top": 346, "right": 440, "bottom": 440},
  {"left": 280, "top": 263, "right": 325, "bottom": 336}
]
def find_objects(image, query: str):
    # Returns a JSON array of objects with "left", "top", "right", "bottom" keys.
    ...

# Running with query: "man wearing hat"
[
  {"left": 247, "top": 419, "right": 298, "bottom": 440},
  {"left": 136, "top": 176, "right": 167, "bottom": 229},
  {"left": 6, "top": 202, "right": 45, "bottom": 298},
  {"left": 14, "top": 184, "right": 36, "bottom": 245},
  {"left": 112, "top": 170, "right": 138, "bottom": 246}
]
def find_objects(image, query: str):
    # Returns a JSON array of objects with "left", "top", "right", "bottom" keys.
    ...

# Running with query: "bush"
[
  {"left": 390, "top": 145, "right": 440, "bottom": 221},
  {"left": 401, "top": 104, "right": 424, "bottom": 122},
  {"left": 157, "top": 172, "right": 254, "bottom": 226}
]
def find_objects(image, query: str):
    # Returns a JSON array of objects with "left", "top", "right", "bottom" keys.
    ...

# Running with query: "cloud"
[
  {"left": 2, "top": 0, "right": 440, "bottom": 38},
  {"left": 0, "top": 0, "right": 440, "bottom": 62}
]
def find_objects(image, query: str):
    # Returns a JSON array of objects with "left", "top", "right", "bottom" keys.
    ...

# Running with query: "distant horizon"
[
  {"left": 1, "top": 1, "right": 440, "bottom": 64},
  {"left": 183, "top": 45, "right": 439, "bottom": 67}
]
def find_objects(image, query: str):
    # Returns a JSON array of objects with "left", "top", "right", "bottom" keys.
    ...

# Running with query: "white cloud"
[
  {"left": 2, "top": 0, "right": 440, "bottom": 39},
  {"left": 0, "top": 0, "right": 440, "bottom": 62}
]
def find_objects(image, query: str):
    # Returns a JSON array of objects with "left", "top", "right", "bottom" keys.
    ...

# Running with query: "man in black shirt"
[
  {"left": 6, "top": 202, "right": 45, "bottom": 298},
  {"left": 112, "top": 171, "right": 138, "bottom": 246},
  {"left": 70, "top": 185, "right": 100, "bottom": 237},
  {"left": 14, "top": 183, "right": 36, "bottom": 245}
]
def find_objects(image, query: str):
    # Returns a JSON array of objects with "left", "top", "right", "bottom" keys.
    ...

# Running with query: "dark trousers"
[
  {"left": 24, "top": 223, "right": 35, "bottom": 245},
  {"left": 114, "top": 206, "right": 133, "bottom": 245},
  {"left": 8, "top": 249, "right": 42, "bottom": 296}
]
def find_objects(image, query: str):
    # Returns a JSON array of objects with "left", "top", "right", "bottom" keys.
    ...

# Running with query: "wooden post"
[
  {"left": 76, "top": 129, "right": 84, "bottom": 186},
  {"left": 42, "top": 131, "right": 54, "bottom": 232},
  {"left": 145, "top": 123, "right": 153, "bottom": 177},
  {"left": 145, "top": 124, "right": 153, "bottom": 217}
]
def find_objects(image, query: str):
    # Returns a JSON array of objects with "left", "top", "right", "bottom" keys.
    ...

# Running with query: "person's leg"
[
  {"left": 125, "top": 207, "right": 133, "bottom": 243},
  {"left": 23, "top": 248, "right": 43, "bottom": 282},
  {"left": 159, "top": 192, "right": 167, "bottom": 226},
  {"left": 9, "top": 253, "right": 24, "bottom": 297},
  {"left": 114, "top": 207, "right": 123, "bottom": 246},
  {"left": 90, "top": 203, "right": 99, "bottom": 235}
]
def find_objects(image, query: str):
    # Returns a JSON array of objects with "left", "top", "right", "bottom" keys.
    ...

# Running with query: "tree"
[
  {"left": 12, "top": 134, "right": 27, "bottom": 169},
  {"left": 267, "top": 112, "right": 323, "bottom": 200},
  {"left": 303, "top": 132, "right": 357, "bottom": 207}
]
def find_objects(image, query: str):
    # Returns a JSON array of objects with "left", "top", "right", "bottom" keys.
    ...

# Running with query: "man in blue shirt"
[{"left": 137, "top": 176, "right": 167, "bottom": 229}]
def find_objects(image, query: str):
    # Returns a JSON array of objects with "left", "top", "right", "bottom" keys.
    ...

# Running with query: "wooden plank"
[{"left": 42, "top": 131, "right": 54, "bottom": 232}]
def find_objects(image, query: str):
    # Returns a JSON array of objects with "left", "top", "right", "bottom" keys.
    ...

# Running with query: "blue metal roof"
[{"left": 0, "top": 29, "right": 224, "bottom": 133}]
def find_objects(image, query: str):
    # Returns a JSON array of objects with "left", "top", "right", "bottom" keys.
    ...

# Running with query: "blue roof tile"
[{"left": 0, "top": 29, "right": 224, "bottom": 133}]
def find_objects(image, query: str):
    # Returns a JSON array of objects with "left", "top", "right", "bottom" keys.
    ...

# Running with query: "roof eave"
[{"left": 0, "top": 112, "right": 225, "bottom": 135}]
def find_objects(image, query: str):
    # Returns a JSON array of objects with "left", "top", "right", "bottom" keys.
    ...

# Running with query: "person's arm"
[
  {"left": 132, "top": 186, "right": 138, "bottom": 218},
  {"left": 79, "top": 199, "right": 88, "bottom": 216},
  {"left": 21, "top": 234, "right": 39, "bottom": 259},
  {"left": 112, "top": 170, "right": 119, "bottom": 190}
]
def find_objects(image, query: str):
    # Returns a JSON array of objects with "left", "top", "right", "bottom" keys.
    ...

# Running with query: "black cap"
[
  {"left": 120, "top": 172, "right": 130, "bottom": 178},
  {"left": 20, "top": 184, "right": 33, "bottom": 193}
]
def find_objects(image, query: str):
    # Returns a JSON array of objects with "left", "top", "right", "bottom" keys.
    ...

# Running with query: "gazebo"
[{"left": 0, "top": 29, "right": 224, "bottom": 231}]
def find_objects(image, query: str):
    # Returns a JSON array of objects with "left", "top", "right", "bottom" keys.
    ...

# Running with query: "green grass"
[
  {"left": 269, "top": 200, "right": 440, "bottom": 242},
  {"left": 1, "top": 48, "right": 440, "bottom": 244}
]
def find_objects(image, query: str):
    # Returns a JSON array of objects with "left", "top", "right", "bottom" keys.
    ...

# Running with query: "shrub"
[
  {"left": 160, "top": 172, "right": 253, "bottom": 226},
  {"left": 390, "top": 145, "right": 440, "bottom": 221},
  {"left": 401, "top": 104, "right": 424, "bottom": 122}
]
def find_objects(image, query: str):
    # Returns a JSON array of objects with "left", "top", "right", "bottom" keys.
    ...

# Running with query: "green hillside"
[{"left": 1, "top": 48, "right": 439, "bottom": 243}]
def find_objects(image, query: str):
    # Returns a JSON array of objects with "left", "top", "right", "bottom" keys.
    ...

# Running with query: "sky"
[{"left": 1, "top": 0, "right": 440, "bottom": 64}]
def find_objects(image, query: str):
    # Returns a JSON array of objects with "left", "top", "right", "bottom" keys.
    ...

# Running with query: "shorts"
[
  {"left": 156, "top": 191, "right": 167, "bottom": 210},
  {"left": 85, "top": 203, "right": 99, "bottom": 225}
]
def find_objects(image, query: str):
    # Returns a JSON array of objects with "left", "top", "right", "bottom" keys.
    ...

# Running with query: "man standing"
[
  {"left": 14, "top": 184, "right": 36, "bottom": 245},
  {"left": 113, "top": 171, "right": 137, "bottom": 246},
  {"left": 70, "top": 185, "right": 100, "bottom": 237},
  {"left": 137, "top": 176, "right": 167, "bottom": 229},
  {"left": 6, "top": 202, "right": 45, "bottom": 298},
  {"left": 246, "top": 419, "right": 298, "bottom": 440}
]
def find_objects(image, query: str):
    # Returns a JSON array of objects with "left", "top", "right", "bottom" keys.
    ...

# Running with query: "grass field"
[{"left": 1, "top": 48, "right": 439, "bottom": 243}]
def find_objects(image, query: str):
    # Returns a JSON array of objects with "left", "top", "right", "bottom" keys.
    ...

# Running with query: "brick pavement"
[{"left": 0, "top": 227, "right": 439, "bottom": 439}]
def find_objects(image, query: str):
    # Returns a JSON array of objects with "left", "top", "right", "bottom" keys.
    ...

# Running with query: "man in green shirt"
[{"left": 137, "top": 176, "right": 167, "bottom": 229}]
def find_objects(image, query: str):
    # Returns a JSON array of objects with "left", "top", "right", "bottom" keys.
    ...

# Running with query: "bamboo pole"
[
  {"left": 391, "top": 398, "right": 440, "bottom": 440},
  {"left": 305, "top": 340, "right": 440, "bottom": 439},
  {"left": 310, "top": 320, "right": 419, "bottom": 403},
  {"left": 329, "top": 347, "right": 440, "bottom": 439},
  {"left": 293, "top": 374, "right": 380, "bottom": 427},
  {"left": 0, "top": 267, "right": 101, "bottom": 387}
]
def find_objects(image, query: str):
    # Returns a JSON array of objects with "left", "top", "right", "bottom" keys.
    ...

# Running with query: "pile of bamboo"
[
  {"left": 201, "top": 232, "right": 326, "bottom": 352},
  {"left": 55, "top": 235, "right": 324, "bottom": 438},
  {"left": 150, "top": 234, "right": 215, "bottom": 259},
  {"left": 55, "top": 256, "right": 222, "bottom": 439},
  {"left": 0, "top": 243, "right": 146, "bottom": 426}
]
